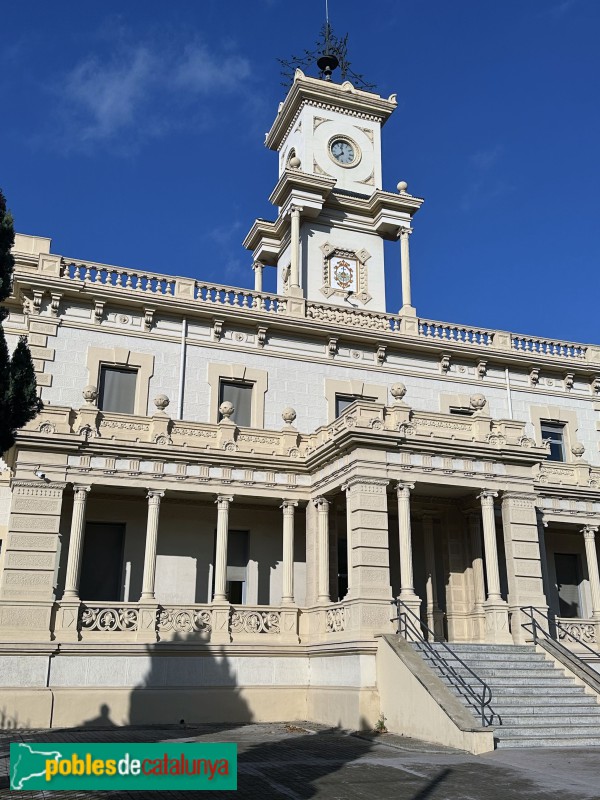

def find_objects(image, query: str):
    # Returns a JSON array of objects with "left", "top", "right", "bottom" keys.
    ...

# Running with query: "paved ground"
[{"left": 1, "top": 722, "right": 600, "bottom": 799}]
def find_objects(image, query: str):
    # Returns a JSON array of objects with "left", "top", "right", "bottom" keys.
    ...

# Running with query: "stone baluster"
[
  {"left": 140, "top": 490, "right": 164, "bottom": 601},
  {"left": 281, "top": 500, "right": 298, "bottom": 605},
  {"left": 314, "top": 497, "right": 330, "bottom": 604},
  {"left": 213, "top": 495, "right": 233, "bottom": 602},
  {"left": 63, "top": 485, "right": 91, "bottom": 599}
]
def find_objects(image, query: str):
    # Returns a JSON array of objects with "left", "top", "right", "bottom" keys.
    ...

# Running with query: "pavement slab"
[{"left": 1, "top": 722, "right": 599, "bottom": 799}]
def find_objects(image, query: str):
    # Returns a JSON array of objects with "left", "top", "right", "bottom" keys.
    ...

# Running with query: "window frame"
[
  {"left": 218, "top": 379, "right": 254, "bottom": 427},
  {"left": 540, "top": 421, "right": 566, "bottom": 462},
  {"left": 87, "top": 346, "right": 154, "bottom": 416},
  {"left": 98, "top": 365, "right": 139, "bottom": 414},
  {"left": 207, "top": 363, "right": 268, "bottom": 428}
]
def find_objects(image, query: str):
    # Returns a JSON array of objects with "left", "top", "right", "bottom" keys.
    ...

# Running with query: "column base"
[
  {"left": 398, "top": 594, "right": 422, "bottom": 641},
  {"left": 428, "top": 607, "right": 445, "bottom": 642},
  {"left": 399, "top": 304, "right": 417, "bottom": 317},
  {"left": 55, "top": 600, "right": 82, "bottom": 643},
  {"left": 484, "top": 599, "right": 512, "bottom": 644},
  {"left": 136, "top": 602, "right": 159, "bottom": 643},
  {"left": 210, "top": 604, "right": 231, "bottom": 643}
]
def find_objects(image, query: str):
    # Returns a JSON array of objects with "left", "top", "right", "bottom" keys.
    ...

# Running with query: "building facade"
[{"left": 1, "top": 70, "right": 600, "bottom": 749}]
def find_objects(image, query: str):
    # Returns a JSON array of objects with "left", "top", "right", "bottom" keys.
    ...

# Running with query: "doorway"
[{"left": 79, "top": 522, "right": 125, "bottom": 601}]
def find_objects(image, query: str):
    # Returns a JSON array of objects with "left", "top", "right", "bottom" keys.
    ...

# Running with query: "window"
[
  {"left": 554, "top": 553, "right": 581, "bottom": 618},
  {"left": 98, "top": 366, "right": 138, "bottom": 414},
  {"left": 219, "top": 380, "right": 253, "bottom": 427},
  {"left": 541, "top": 421, "right": 566, "bottom": 462},
  {"left": 449, "top": 407, "right": 473, "bottom": 416},
  {"left": 335, "top": 394, "right": 361, "bottom": 418}
]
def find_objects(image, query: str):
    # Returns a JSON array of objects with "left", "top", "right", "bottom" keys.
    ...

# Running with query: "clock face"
[{"left": 330, "top": 138, "right": 356, "bottom": 165}]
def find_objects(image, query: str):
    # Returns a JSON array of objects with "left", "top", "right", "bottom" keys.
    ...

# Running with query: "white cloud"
[{"left": 49, "top": 36, "right": 252, "bottom": 153}]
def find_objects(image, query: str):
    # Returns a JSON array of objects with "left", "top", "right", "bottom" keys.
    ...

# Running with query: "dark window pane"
[
  {"left": 541, "top": 422, "right": 565, "bottom": 462},
  {"left": 219, "top": 381, "right": 252, "bottom": 427},
  {"left": 554, "top": 553, "right": 580, "bottom": 618},
  {"left": 335, "top": 394, "right": 361, "bottom": 418},
  {"left": 98, "top": 367, "right": 137, "bottom": 414}
]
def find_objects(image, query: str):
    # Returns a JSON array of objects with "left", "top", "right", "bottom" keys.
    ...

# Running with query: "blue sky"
[{"left": 2, "top": 0, "right": 599, "bottom": 342}]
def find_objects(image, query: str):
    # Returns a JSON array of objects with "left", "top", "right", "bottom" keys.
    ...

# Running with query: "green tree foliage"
[{"left": 0, "top": 188, "right": 42, "bottom": 454}]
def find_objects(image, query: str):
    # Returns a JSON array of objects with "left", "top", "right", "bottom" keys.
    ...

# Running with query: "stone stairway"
[{"left": 413, "top": 641, "right": 600, "bottom": 748}]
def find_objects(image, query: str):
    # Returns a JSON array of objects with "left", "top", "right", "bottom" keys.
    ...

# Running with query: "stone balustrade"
[
  {"left": 55, "top": 601, "right": 299, "bottom": 644},
  {"left": 12, "top": 255, "right": 600, "bottom": 363}
]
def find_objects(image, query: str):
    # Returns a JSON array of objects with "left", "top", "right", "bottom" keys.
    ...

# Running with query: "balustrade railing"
[
  {"left": 39, "top": 259, "right": 599, "bottom": 362},
  {"left": 79, "top": 603, "right": 139, "bottom": 632},
  {"left": 230, "top": 607, "right": 281, "bottom": 635},
  {"left": 157, "top": 606, "right": 212, "bottom": 636},
  {"left": 511, "top": 335, "right": 587, "bottom": 359},
  {"left": 325, "top": 605, "right": 346, "bottom": 633},
  {"left": 556, "top": 617, "right": 598, "bottom": 646},
  {"left": 63, "top": 260, "right": 176, "bottom": 296},
  {"left": 418, "top": 320, "right": 494, "bottom": 346}
]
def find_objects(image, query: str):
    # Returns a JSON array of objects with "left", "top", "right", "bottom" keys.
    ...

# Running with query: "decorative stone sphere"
[
  {"left": 282, "top": 406, "right": 297, "bottom": 425},
  {"left": 397, "top": 180, "right": 408, "bottom": 193},
  {"left": 82, "top": 385, "right": 98, "bottom": 405},
  {"left": 470, "top": 393, "right": 487, "bottom": 411},
  {"left": 219, "top": 400, "right": 234, "bottom": 419},
  {"left": 154, "top": 394, "right": 170, "bottom": 412},
  {"left": 390, "top": 382, "right": 407, "bottom": 401},
  {"left": 289, "top": 156, "right": 301, "bottom": 169},
  {"left": 571, "top": 442, "right": 586, "bottom": 458}
]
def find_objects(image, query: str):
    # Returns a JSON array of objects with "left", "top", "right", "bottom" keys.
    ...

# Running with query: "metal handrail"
[
  {"left": 521, "top": 605, "right": 599, "bottom": 660},
  {"left": 391, "top": 599, "right": 498, "bottom": 727}
]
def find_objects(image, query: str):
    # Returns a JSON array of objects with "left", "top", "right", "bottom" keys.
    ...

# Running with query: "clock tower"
[{"left": 244, "top": 67, "right": 423, "bottom": 316}]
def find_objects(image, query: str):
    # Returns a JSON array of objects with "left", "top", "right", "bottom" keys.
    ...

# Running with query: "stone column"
[
  {"left": 479, "top": 490, "right": 511, "bottom": 643},
  {"left": 140, "top": 490, "right": 164, "bottom": 601},
  {"left": 281, "top": 500, "right": 297, "bottom": 605},
  {"left": 422, "top": 514, "right": 444, "bottom": 640},
  {"left": 289, "top": 205, "right": 302, "bottom": 295},
  {"left": 63, "top": 485, "right": 91, "bottom": 599},
  {"left": 399, "top": 227, "right": 415, "bottom": 315},
  {"left": 253, "top": 261, "right": 264, "bottom": 292},
  {"left": 467, "top": 511, "right": 486, "bottom": 641},
  {"left": 213, "top": 495, "right": 233, "bottom": 602},
  {"left": 396, "top": 482, "right": 421, "bottom": 621},
  {"left": 583, "top": 526, "right": 600, "bottom": 619},
  {"left": 314, "top": 497, "right": 330, "bottom": 604}
]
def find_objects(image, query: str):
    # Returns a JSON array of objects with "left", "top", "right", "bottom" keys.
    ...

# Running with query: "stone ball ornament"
[
  {"left": 390, "top": 382, "right": 407, "bottom": 401},
  {"left": 219, "top": 400, "right": 235, "bottom": 419},
  {"left": 397, "top": 180, "right": 408, "bottom": 193},
  {"left": 282, "top": 407, "right": 297, "bottom": 425},
  {"left": 82, "top": 385, "right": 98, "bottom": 405},
  {"left": 154, "top": 394, "right": 170, "bottom": 412},
  {"left": 469, "top": 393, "right": 487, "bottom": 411},
  {"left": 289, "top": 156, "right": 301, "bottom": 169},
  {"left": 571, "top": 442, "right": 586, "bottom": 459}
]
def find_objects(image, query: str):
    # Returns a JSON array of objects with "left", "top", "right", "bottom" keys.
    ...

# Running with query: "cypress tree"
[{"left": 0, "top": 188, "right": 42, "bottom": 454}]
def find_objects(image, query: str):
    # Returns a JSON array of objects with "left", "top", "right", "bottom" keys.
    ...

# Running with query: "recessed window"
[
  {"left": 98, "top": 366, "right": 137, "bottom": 414},
  {"left": 554, "top": 553, "right": 581, "bottom": 618},
  {"left": 219, "top": 380, "right": 252, "bottom": 427},
  {"left": 335, "top": 394, "right": 362, "bottom": 418},
  {"left": 449, "top": 407, "right": 473, "bottom": 416},
  {"left": 541, "top": 421, "right": 566, "bottom": 462}
]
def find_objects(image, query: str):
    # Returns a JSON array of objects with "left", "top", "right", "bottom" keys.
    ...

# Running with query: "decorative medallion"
[{"left": 320, "top": 244, "right": 372, "bottom": 304}]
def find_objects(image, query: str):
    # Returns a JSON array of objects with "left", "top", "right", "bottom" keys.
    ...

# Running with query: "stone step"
[
  {"left": 436, "top": 661, "right": 566, "bottom": 678},
  {"left": 488, "top": 686, "right": 589, "bottom": 699},
  {"left": 496, "top": 735, "right": 600, "bottom": 749},
  {"left": 425, "top": 652, "right": 549, "bottom": 665},
  {"left": 494, "top": 700, "right": 600, "bottom": 713},
  {"left": 501, "top": 713, "right": 600, "bottom": 726},
  {"left": 427, "top": 643, "right": 534, "bottom": 654},
  {"left": 441, "top": 675, "right": 576, "bottom": 689}
]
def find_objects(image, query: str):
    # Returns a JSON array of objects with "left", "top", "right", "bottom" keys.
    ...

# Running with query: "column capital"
[
  {"left": 215, "top": 495, "right": 233, "bottom": 509},
  {"left": 397, "top": 226, "right": 413, "bottom": 239},
  {"left": 73, "top": 484, "right": 91, "bottom": 499},
  {"left": 281, "top": 499, "right": 298, "bottom": 512},
  {"left": 147, "top": 489, "right": 165, "bottom": 505},
  {"left": 290, "top": 204, "right": 303, "bottom": 216},
  {"left": 313, "top": 496, "right": 329, "bottom": 512},
  {"left": 582, "top": 525, "right": 599, "bottom": 540},
  {"left": 396, "top": 481, "right": 415, "bottom": 499},
  {"left": 342, "top": 477, "right": 389, "bottom": 493},
  {"left": 252, "top": 260, "right": 264, "bottom": 270},
  {"left": 478, "top": 489, "right": 498, "bottom": 506}
]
